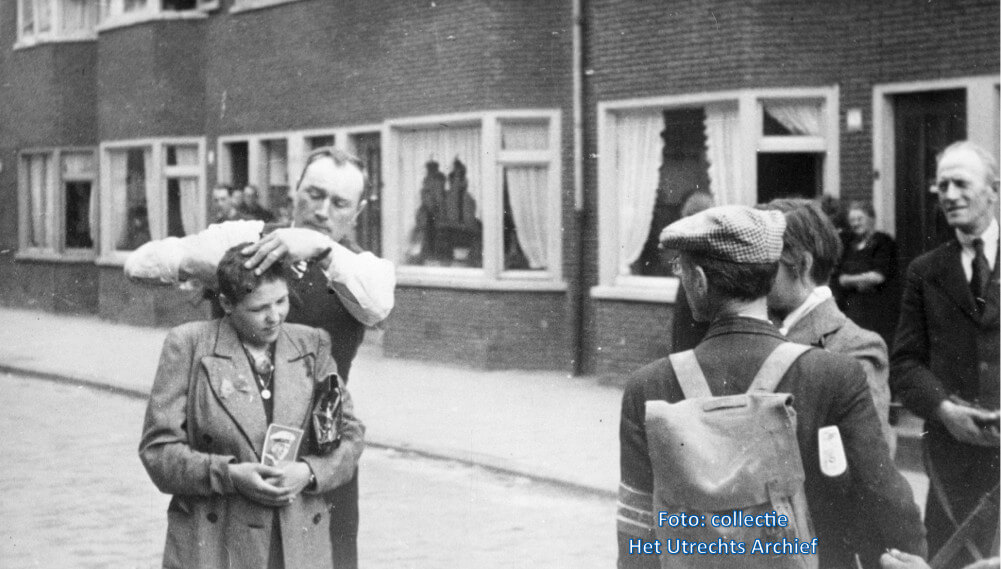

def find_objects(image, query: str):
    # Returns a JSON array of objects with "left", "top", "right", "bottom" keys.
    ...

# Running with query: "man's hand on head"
[{"left": 241, "top": 228, "right": 335, "bottom": 274}]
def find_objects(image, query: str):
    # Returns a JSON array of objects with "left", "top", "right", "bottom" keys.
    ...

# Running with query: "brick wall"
[
  {"left": 579, "top": 0, "right": 999, "bottom": 373},
  {"left": 384, "top": 286, "right": 573, "bottom": 370},
  {"left": 97, "top": 20, "right": 207, "bottom": 140}
]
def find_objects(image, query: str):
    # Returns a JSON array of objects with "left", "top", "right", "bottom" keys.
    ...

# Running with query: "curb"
[{"left": 1, "top": 364, "right": 617, "bottom": 501}]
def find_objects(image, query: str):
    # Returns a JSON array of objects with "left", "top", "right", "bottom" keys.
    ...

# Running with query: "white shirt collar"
[
  {"left": 780, "top": 286, "right": 833, "bottom": 336},
  {"left": 956, "top": 217, "right": 999, "bottom": 280}
]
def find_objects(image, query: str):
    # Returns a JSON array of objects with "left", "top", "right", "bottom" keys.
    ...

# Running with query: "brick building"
[{"left": 1, "top": 0, "right": 997, "bottom": 375}]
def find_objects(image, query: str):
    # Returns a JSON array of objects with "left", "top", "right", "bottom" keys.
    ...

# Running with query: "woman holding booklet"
[{"left": 139, "top": 243, "right": 364, "bottom": 569}]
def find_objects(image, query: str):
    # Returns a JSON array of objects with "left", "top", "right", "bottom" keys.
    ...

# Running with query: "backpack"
[{"left": 644, "top": 342, "right": 817, "bottom": 568}]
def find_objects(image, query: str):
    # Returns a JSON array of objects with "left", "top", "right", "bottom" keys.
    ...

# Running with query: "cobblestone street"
[{"left": 0, "top": 373, "right": 615, "bottom": 568}]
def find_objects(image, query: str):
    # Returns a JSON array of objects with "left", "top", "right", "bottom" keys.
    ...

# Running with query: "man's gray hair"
[{"left": 938, "top": 140, "right": 999, "bottom": 187}]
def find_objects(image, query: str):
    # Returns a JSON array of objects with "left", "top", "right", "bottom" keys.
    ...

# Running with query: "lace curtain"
[
  {"left": 703, "top": 103, "right": 742, "bottom": 206},
  {"left": 614, "top": 111, "right": 663, "bottom": 274}
]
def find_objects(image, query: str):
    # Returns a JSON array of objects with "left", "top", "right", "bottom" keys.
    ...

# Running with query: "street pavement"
[
  {"left": 0, "top": 307, "right": 622, "bottom": 496},
  {"left": 0, "top": 372, "right": 616, "bottom": 568}
]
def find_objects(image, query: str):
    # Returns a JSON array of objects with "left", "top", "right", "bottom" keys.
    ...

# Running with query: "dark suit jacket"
[
  {"left": 891, "top": 240, "right": 1000, "bottom": 420},
  {"left": 619, "top": 316, "right": 926, "bottom": 569}
]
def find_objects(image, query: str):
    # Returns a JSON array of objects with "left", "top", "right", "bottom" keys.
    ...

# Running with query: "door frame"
[{"left": 872, "top": 75, "right": 1000, "bottom": 236}]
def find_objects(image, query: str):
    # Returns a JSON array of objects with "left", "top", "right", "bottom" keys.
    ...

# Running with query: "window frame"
[
  {"left": 872, "top": 75, "right": 1001, "bottom": 236},
  {"left": 97, "top": 137, "right": 207, "bottom": 265},
  {"left": 382, "top": 110, "right": 564, "bottom": 291},
  {"left": 96, "top": 0, "right": 213, "bottom": 33},
  {"left": 230, "top": 0, "right": 303, "bottom": 15},
  {"left": 594, "top": 87, "right": 839, "bottom": 303},
  {"left": 16, "top": 0, "right": 101, "bottom": 47},
  {"left": 16, "top": 146, "right": 99, "bottom": 262},
  {"left": 217, "top": 124, "right": 380, "bottom": 214}
]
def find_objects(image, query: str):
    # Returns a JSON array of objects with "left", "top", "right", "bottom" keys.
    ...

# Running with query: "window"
[
  {"left": 99, "top": 139, "right": 206, "bottom": 260},
  {"left": 231, "top": 0, "right": 303, "bottom": 13},
  {"left": 384, "top": 112, "right": 562, "bottom": 287},
  {"left": 17, "top": 149, "right": 97, "bottom": 257},
  {"left": 596, "top": 88, "right": 838, "bottom": 301},
  {"left": 98, "top": 0, "right": 213, "bottom": 29},
  {"left": 17, "top": 0, "right": 100, "bottom": 45}
]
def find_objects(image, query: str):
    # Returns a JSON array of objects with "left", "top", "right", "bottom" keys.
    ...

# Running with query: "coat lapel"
[
  {"left": 202, "top": 319, "right": 269, "bottom": 458},
  {"left": 786, "top": 298, "right": 845, "bottom": 348},
  {"left": 980, "top": 249, "right": 1000, "bottom": 326},
  {"left": 928, "top": 242, "right": 980, "bottom": 322},
  {"left": 271, "top": 327, "right": 317, "bottom": 430}
]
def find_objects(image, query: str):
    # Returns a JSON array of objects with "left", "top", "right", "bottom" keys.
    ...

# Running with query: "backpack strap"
[
  {"left": 748, "top": 343, "right": 812, "bottom": 393},
  {"left": 668, "top": 350, "right": 713, "bottom": 399}
]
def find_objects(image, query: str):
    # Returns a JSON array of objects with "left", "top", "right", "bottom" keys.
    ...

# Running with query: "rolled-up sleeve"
[{"left": 322, "top": 243, "right": 396, "bottom": 327}]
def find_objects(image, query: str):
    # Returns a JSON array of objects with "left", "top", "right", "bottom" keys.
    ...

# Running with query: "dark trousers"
[
  {"left": 328, "top": 469, "right": 359, "bottom": 569},
  {"left": 924, "top": 427, "right": 1000, "bottom": 569}
]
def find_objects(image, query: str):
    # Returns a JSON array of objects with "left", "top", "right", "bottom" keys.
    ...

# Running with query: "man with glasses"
[
  {"left": 891, "top": 141, "right": 1000, "bottom": 567},
  {"left": 126, "top": 146, "right": 395, "bottom": 569}
]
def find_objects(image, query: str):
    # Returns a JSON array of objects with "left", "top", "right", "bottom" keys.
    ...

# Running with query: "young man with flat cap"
[{"left": 617, "top": 205, "right": 925, "bottom": 569}]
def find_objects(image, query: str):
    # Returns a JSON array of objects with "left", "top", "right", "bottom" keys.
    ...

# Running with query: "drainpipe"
[{"left": 570, "top": 0, "right": 587, "bottom": 375}]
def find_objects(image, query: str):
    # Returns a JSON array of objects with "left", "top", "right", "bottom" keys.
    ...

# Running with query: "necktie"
[{"left": 970, "top": 238, "right": 990, "bottom": 309}]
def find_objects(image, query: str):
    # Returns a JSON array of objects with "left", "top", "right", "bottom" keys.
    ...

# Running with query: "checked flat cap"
[{"left": 659, "top": 205, "right": 786, "bottom": 264}]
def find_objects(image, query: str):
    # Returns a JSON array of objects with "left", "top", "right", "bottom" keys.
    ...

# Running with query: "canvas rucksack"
[{"left": 644, "top": 342, "right": 818, "bottom": 568}]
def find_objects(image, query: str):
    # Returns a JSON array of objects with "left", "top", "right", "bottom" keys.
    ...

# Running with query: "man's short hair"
[
  {"left": 937, "top": 140, "right": 1000, "bottom": 187},
  {"left": 294, "top": 146, "right": 367, "bottom": 193},
  {"left": 216, "top": 243, "right": 287, "bottom": 305},
  {"left": 760, "top": 198, "right": 843, "bottom": 285},
  {"left": 685, "top": 252, "right": 778, "bottom": 302}
]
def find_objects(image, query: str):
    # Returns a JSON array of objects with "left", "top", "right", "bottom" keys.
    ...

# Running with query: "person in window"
[
  {"left": 125, "top": 147, "right": 394, "bottom": 569},
  {"left": 835, "top": 200, "right": 899, "bottom": 350},
  {"left": 212, "top": 185, "right": 241, "bottom": 224},
  {"left": 240, "top": 185, "right": 276, "bottom": 222},
  {"left": 117, "top": 204, "right": 151, "bottom": 251},
  {"left": 139, "top": 244, "right": 364, "bottom": 569}
]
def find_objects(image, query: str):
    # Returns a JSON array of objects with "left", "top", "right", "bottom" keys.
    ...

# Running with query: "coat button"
[
  {"left": 207, "top": 513, "right": 218, "bottom": 523},
  {"left": 980, "top": 362, "right": 990, "bottom": 372},
  {"left": 202, "top": 434, "right": 213, "bottom": 444},
  {"left": 313, "top": 513, "right": 323, "bottom": 525}
]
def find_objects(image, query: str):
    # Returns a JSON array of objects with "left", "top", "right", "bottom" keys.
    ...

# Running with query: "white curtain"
[
  {"left": 703, "top": 103, "right": 742, "bottom": 206},
  {"left": 397, "top": 125, "right": 481, "bottom": 252},
  {"left": 88, "top": 180, "right": 98, "bottom": 244},
  {"left": 178, "top": 177, "right": 201, "bottom": 236},
  {"left": 505, "top": 166, "right": 548, "bottom": 270},
  {"left": 27, "top": 155, "right": 50, "bottom": 248},
  {"left": 142, "top": 149, "right": 162, "bottom": 239},
  {"left": 61, "top": 0, "right": 98, "bottom": 34},
  {"left": 614, "top": 111, "right": 663, "bottom": 274},
  {"left": 266, "top": 141, "right": 288, "bottom": 184},
  {"left": 37, "top": 0, "right": 52, "bottom": 32},
  {"left": 108, "top": 151, "right": 129, "bottom": 249},
  {"left": 764, "top": 102, "right": 822, "bottom": 136}
]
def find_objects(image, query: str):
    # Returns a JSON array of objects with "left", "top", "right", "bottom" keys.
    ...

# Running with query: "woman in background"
[{"left": 837, "top": 200, "right": 900, "bottom": 350}]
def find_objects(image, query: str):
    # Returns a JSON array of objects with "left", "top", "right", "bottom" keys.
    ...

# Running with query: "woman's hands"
[{"left": 227, "top": 462, "right": 315, "bottom": 507}]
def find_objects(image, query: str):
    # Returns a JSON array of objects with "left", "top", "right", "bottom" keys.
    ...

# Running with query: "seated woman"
[
  {"left": 139, "top": 243, "right": 364, "bottom": 569},
  {"left": 836, "top": 200, "right": 900, "bottom": 350}
]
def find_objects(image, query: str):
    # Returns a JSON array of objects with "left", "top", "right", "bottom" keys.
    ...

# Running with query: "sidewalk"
[{"left": 0, "top": 307, "right": 623, "bottom": 497}]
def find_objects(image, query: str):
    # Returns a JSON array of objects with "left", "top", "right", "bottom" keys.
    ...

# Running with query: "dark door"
[
  {"left": 351, "top": 133, "right": 382, "bottom": 255},
  {"left": 893, "top": 89, "right": 966, "bottom": 272}
]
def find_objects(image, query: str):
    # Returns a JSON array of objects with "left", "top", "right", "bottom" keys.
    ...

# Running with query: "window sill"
[
  {"left": 397, "top": 269, "right": 567, "bottom": 292},
  {"left": 15, "top": 250, "right": 97, "bottom": 264},
  {"left": 230, "top": 0, "right": 305, "bottom": 15},
  {"left": 13, "top": 34, "right": 98, "bottom": 50},
  {"left": 97, "top": 10, "right": 208, "bottom": 34},
  {"left": 95, "top": 252, "right": 131, "bottom": 267},
  {"left": 590, "top": 278, "right": 680, "bottom": 304}
]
